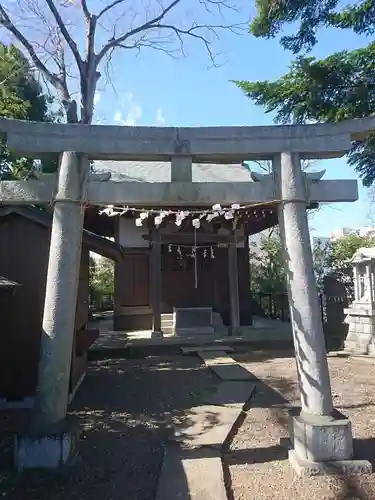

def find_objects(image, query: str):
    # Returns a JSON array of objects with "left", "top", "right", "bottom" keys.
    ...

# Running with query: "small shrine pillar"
[
  {"left": 228, "top": 234, "right": 241, "bottom": 335},
  {"left": 150, "top": 228, "right": 163, "bottom": 338}
]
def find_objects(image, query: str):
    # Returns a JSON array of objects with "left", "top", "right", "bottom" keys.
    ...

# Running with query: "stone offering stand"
[{"left": 344, "top": 247, "right": 375, "bottom": 355}]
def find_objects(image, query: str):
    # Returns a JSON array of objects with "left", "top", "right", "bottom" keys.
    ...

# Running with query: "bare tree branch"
[
  {"left": 80, "top": 0, "right": 91, "bottom": 22},
  {"left": 97, "top": 0, "right": 181, "bottom": 63},
  {"left": 0, "top": 3, "right": 78, "bottom": 122},
  {"left": 97, "top": 0, "right": 127, "bottom": 20},
  {"left": 44, "top": 0, "right": 83, "bottom": 74},
  {"left": 0, "top": 0, "right": 245, "bottom": 125}
]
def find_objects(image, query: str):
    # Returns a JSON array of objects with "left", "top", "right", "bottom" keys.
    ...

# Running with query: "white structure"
[
  {"left": 319, "top": 226, "right": 375, "bottom": 243},
  {"left": 344, "top": 247, "right": 375, "bottom": 354},
  {"left": 329, "top": 227, "right": 354, "bottom": 240},
  {"left": 359, "top": 227, "right": 375, "bottom": 238}
]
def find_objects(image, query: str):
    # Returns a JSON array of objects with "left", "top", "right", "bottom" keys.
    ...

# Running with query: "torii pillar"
[
  {"left": 15, "top": 152, "right": 89, "bottom": 471},
  {"left": 273, "top": 152, "right": 371, "bottom": 476}
]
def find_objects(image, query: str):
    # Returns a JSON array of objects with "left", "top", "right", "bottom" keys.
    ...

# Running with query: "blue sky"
[
  {"left": 3, "top": 0, "right": 371, "bottom": 236},
  {"left": 88, "top": 0, "right": 373, "bottom": 237}
]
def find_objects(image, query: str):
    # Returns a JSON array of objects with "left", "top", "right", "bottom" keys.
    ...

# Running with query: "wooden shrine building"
[
  {"left": 93, "top": 161, "right": 281, "bottom": 334},
  {"left": 0, "top": 206, "right": 123, "bottom": 406}
]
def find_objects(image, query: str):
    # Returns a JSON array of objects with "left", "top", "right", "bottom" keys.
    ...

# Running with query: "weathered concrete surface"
[
  {"left": 14, "top": 416, "right": 80, "bottom": 471},
  {"left": 204, "top": 381, "right": 255, "bottom": 408},
  {"left": 198, "top": 352, "right": 254, "bottom": 381},
  {"left": 180, "top": 345, "right": 234, "bottom": 354},
  {"left": 289, "top": 450, "right": 372, "bottom": 477},
  {"left": 172, "top": 404, "right": 242, "bottom": 449},
  {"left": 290, "top": 409, "right": 353, "bottom": 462},
  {"left": 344, "top": 304, "right": 375, "bottom": 354},
  {"left": 156, "top": 445, "right": 227, "bottom": 500},
  {"left": 33, "top": 153, "right": 89, "bottom": 429},
  {"left": 2, "top": 116, "right": 375, "bottom": 159},
  {"left": 171, "top": 156, "right": 193, "bottom": 182},
  {"left": 0, "top": 178, "right": 358, "bottom": 206},
  {"left": 274, "top": 152, "right": 334, "bottom": 417}
]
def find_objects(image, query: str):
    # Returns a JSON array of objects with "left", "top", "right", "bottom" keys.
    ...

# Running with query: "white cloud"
[
  {"left": 156, "top": 107, "right": 165, "bottom": 125},
  {"left": 93, "top": 91, "right": 101, "bottom": 105},
  {"left": 124, "top": 91, "right": 134, "bottom": 102},
  {"left": 113, "top": 110, "right": 122, "bottom": 122},
  {"left": 113, "top": 104, "right": 142, "bottom": 126}
]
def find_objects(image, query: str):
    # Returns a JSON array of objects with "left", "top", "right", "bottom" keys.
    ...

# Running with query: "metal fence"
[
  {"left": 254, "top": 291, "right": 349, "bottom": 341},
  {"left": 89, "top": 293, "right": 114, "bottom": 313},
  {"left": 254, "top": 292, "right": 325, "bottom": 324}
]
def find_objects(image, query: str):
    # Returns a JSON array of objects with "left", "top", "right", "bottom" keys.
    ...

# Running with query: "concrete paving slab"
[
  {"left": 172, "top": 404, "right": 242, "bottom": 449},
  {"left": 204, "top": 381, "right": 255, "bottom": 408},
  {"left": 198, "top": 352, "right": 254, "bottom": 381},
  {"left": 181, "top": 345, "right": 234, "bottom": 354},
  {"left": 155, "top": 445, "right": 227, "bottom": 500}
]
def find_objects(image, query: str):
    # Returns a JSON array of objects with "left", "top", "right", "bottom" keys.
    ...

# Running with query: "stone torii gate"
[{"left": 0, "top": 117, "right": 372, "bottom": 475}]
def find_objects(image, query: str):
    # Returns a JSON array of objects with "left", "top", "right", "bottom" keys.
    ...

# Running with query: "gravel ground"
[
  {"left": 0, "top": 355, "right": 217, "bottom": 500},
  {"left": 226, "top": 350, "right": 375, "bottom": 500}
]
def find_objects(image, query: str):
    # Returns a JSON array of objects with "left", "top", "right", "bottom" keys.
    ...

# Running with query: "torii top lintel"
[{"left": 0, "top": 117, "right": 374, "bottom": 162}]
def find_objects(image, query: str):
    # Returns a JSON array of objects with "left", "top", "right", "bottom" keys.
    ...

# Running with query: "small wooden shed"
[{"left": 0, "top": 206, "right": 122, "bottom": 408}]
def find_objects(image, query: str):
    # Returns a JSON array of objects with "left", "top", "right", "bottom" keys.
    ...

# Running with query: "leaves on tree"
[{"left": 238, "top": 0, "right": 375, "bottom": 185}]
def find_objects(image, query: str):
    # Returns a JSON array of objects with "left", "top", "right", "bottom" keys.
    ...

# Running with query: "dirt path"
[{"left": 0, "top": 355, "right": 217, "bottom": 500}]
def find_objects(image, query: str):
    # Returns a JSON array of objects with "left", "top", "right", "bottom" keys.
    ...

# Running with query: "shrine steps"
[{"left": 160, "top": 312, "right": 225, "bottom": 336}]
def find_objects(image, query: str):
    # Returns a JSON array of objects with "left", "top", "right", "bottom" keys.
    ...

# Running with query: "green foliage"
[
  {"left": 312, "top": 238, "right": 333, "bottom": 291},
  {"left": 250, "top": 0, "right": 374, "bottom": 53},
  {"left": 250, "top": 231, "right": 286, "bottom": 294},
  {"left": 0, "top": 43, "right": 58, "bottom": 179},
  {"left": 236, "top": 1, "right": 375, "bottom": 186},
  {"left": 331, "top": 233, "right": 375, "bottom": 265},
  {"left": 89, "top": 256, "right": 115, "bottom": 311},
  {"left": 250, "top": 231, "right": 374, "bottom": 296}
]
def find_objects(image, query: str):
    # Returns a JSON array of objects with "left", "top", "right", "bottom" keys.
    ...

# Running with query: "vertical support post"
[
  {"left": 244, "top": 234, "right": 253, "bottom": 325},
  {"left": 353, "top": 266, "right": 359, "bottom": 302},
  {"left": 272, "top": 153, "right": 365, "bottom": 475},
  {"left": 366, "top": 263, "right": 373, "bottom": 303},
  {"left": 273, "top": 152, "right": 333, "bottom": 417},
  {"left": 171, "top": 156, "right": 193, "bottom": 182},
  {"left": 33, "top": 152, "right": 90, "bottom": 429},
  {"left": 150, "top": 228, "right": 163, "bottom": 338},
  {"left": 228, "top": 235, "right": 241, "bottom": 336}
]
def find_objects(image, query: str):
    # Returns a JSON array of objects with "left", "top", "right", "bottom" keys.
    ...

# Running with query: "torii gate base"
[{"left": 0, "top": 117, "right": 373, "bottom": 476}]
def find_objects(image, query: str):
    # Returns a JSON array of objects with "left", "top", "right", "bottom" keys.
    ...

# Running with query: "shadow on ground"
[
  {"left": 222, "top": 363, "right": 375, "bottom": 500},
  {"left": 0, "top": 355, "right": 218, "bottom": 500}
]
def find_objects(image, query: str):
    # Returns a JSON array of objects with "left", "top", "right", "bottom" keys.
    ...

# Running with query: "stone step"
[
  {"left": 161, "top": 314, "right": 173, "bottom": 320},
  {"left": 204, "top": 381, "right": 256, "bottom": 408},
  {"left": 156, "top": 445, "right": 226, "bottom": 500},
  {"left": 161, "top": 320, "right": 174, "bottom": 326},
  {"left": 198, "top": 351, "right": 254, "bottom": 381},
  {"left": 172, "top": 404, "right": 242, "bottom": 449},
  {"left": 181, "top": 345, "right": 234, "bottom": 354}
]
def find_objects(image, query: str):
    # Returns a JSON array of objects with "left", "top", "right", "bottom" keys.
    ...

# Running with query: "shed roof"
[
  {"left": 0, "top": 206, "right": 123, "bottom": 261},
  {"left": 94, "top": 160, "right": 254, "bottom": 183}
]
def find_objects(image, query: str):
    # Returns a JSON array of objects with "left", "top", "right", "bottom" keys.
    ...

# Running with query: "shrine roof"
[
  {"left": 0, "top": 206, "right": 124, "bottom": 261},
  {"left": 94, "top": 161, "right": 254, "bottom": 183}
]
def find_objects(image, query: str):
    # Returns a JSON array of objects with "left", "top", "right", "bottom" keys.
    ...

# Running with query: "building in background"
[{"left": 314, "top": 227, "right": 375, "bottom": 245}]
